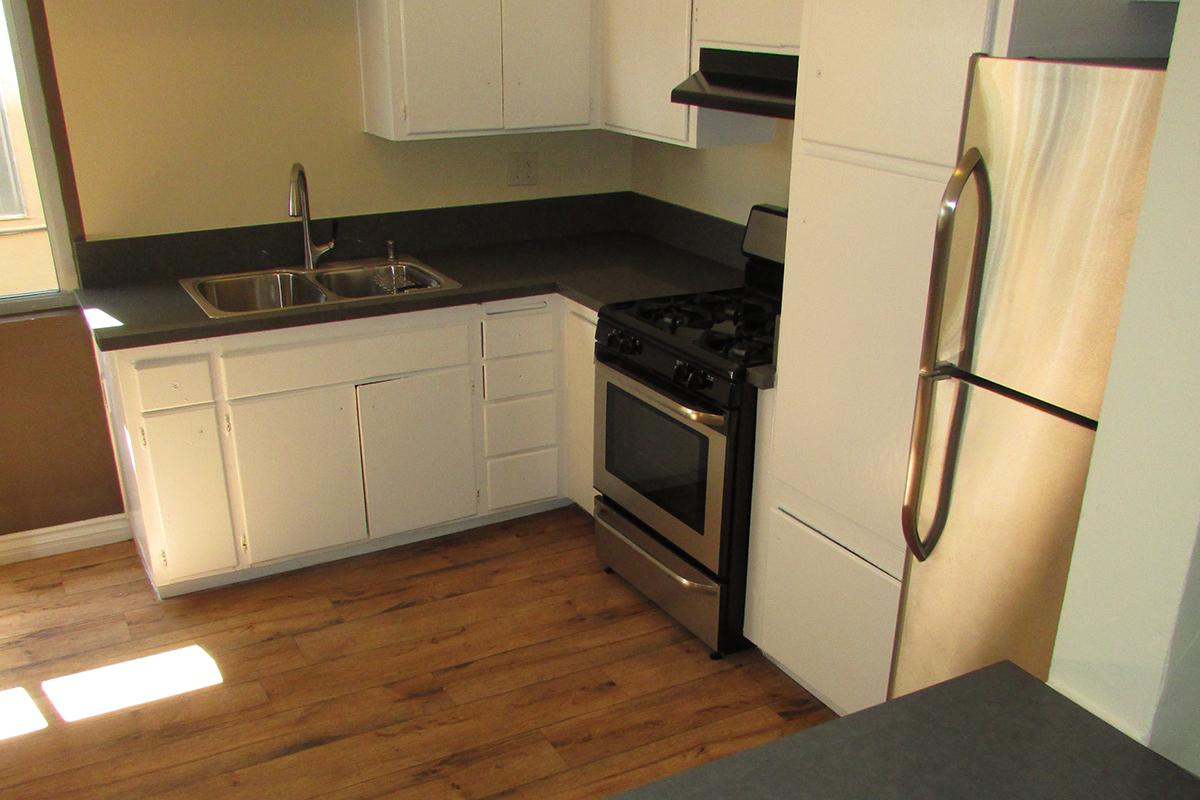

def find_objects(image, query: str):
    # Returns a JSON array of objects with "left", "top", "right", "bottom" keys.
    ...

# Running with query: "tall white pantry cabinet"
[{"left": 745, "top": 0, "right": 1178, "bottom": 715}]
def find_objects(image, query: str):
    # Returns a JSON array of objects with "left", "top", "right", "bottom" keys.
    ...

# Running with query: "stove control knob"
[
  {"left": 686, "top": 369, "right": 711, "bottom": 391},
  {"left": 605, "top": 330, "right": 623, "bottom": 350},
  {"left": 672, "top": 360, "right": 692, "bottom": 385},
  {"left": 626, "top": 336, "right": 643, "bottom": 355}
]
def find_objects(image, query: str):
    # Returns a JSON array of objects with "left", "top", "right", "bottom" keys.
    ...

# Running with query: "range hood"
[{"left": 671, "top": 48, "right": 799, "bottom": 119}]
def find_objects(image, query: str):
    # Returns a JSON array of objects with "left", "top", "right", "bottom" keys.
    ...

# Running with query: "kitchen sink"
[
  {"left": 180, "top": 257, "right": 460, "bottom": 318},
  {"left": 313, "top": 261, "right": 444, "bottom": 298},
  {"left": 189, "top": 271, "right": 328, "bottom": 315}
]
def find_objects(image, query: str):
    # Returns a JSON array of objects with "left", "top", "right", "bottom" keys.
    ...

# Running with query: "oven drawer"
[{"left": 594, "top": 498, "right": 721, "bottom": 651}]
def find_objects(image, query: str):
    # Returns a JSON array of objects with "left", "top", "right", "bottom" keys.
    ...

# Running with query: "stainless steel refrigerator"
[{"left": 890, "top": 55, "right": 1165, "bottom": 697}]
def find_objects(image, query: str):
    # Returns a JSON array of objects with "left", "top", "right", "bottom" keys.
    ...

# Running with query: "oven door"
[{"left": 594, "top": 361, "right": 727, "bottom": 573}]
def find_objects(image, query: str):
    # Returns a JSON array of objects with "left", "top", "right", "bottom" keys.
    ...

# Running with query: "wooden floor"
[{"left": 0, "top": 506, "right": 835, "bottom": 799}]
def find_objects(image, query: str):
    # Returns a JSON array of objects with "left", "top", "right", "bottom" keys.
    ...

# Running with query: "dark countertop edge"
[
  {"left": 85, "top": 282, "right": 564, "bottom": 351},
  {"left": 0, "top": 290, "right": 78, "bottom": 318},
  {"left": 78, "top": 233, "right": 747, "bottom": 352}
]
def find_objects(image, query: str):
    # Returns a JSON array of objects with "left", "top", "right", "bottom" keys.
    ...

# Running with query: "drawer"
[
  {"left": 484, "top": 394, "right": 558, "bottom": 457},
  {"left": 482, "top": 311, "right": 554, "bottom": 358},
  {"left": 135, "top": 357, "right": 213, "bottom": 412},
  {"left": 594, "top": 498, "right": 721, "bottom": 651},
  {"left": 486, "top": 448, "right": 559, "bottom": 509},
  {"left": 223, "top": 324, "right": 471, "bottom": 399},
  {"left": 483, "top": 352, "right": 555, "bottom": 400}
]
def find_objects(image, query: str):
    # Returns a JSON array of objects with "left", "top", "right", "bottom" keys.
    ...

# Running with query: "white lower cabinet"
[
  {"left": 100, "top": 301, "right": 568, "bottom": 595},
  {"left": 562, "top": 299, "right": 598, "bottom": 512},
  {"left": 229, "top": 385, "right": 368, "bottom": 563},
  {"left": 142, "top": 406, "right": 239, "bottom": 579},
  {"left": 752, "top": 508, "right": 901, "bottom": 715},
  {"left": 479, "top": 296, "right": 562, "bottom": 512},
  {"left": 358, "top": 367, "right": 478, "bottom": 537}
]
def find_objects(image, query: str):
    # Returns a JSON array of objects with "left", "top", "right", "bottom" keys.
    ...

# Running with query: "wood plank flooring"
[{"left": 0, "top": 506, "right": 836, "bottom": 798}]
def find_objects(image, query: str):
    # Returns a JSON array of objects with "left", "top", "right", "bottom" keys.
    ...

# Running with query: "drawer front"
[
  {"left": 483, "top": 352, "right": 556, "bottom": 400},
  {"left": 135, "top": 357, "right": 213, "bottom": 412},
  {"left": 482, "top": 312, "right": 554, "bottom": 358},
  {"left": 223, "top": 324, "right": 471, "bottom": 399},
  {"left": 594, "top": 498, "right": 721, "bottom": 651},
  {"left": 484, "top": 394, "right": 558, "bottom": 457},
  {"left": 486, "top": 448, "right": 559, "bottom": 509}
]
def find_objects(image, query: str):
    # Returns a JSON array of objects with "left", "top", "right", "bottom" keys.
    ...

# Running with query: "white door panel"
[
  {"left": 359, "top": 367, "right": 478, "bottom": 537},
  {"left": 772, "top": 154, "right": 943, "bottom": 576},
  {"left": 231, "top": 386, "right": 367, "bottom": 563}
]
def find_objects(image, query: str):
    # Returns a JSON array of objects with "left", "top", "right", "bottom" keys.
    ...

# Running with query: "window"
[{"left": 0, "top": 0, "right": 74, "bottom": 299}]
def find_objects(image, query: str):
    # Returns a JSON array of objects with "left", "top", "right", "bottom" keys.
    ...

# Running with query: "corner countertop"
[
  {"left": 76, "top": 232, "right": 744, "bottom": 351},
  {"left": 616, "top": 661, "right": 1200, "bottom": 799}
]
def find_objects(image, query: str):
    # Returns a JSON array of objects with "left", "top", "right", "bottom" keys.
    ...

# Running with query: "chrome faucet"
[{"left": 288, "top": 162, "right": 334, "bottom": 269}]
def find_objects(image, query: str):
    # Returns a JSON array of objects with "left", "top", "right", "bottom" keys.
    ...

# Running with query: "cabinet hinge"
[
  {"left": 140, "top": 427, "right": 148, "bottom": 448},
  {"left": 160, "top": 549, "right": 168, "bottom": 567},
  {"left": 241, "top": 534, "right": 248, "bottom": 552},
  {"left": 475, "top": 489, "right": 481, "bottom": 502},
  {"left": 224, "top": 414, "right": 232, "bottom": 434}
]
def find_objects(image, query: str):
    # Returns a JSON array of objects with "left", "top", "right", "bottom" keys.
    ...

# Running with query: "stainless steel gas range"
[{"left": 592, "top": 205, "right": 787, "bottom": 656}]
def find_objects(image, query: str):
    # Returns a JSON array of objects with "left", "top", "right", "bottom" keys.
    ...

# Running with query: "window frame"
[{"left": 0, "top": 0, "right": 77, "bottom": 299}]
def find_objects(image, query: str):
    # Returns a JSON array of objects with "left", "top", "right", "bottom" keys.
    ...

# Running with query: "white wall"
[{"left": 1049, "top": 0, "right": 1200, "bottom": 776}]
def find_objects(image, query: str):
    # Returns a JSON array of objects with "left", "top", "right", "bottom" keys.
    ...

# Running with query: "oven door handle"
[{"left": 596, "top": 362, "right": 727, "bottom": 432}]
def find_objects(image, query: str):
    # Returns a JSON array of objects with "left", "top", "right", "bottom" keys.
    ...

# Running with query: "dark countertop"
[
  {"left": 616, "top": 661, "right": 1200, "bottom": 799},
  {"left": 76, "top": 232, "right": 744, "bottom": 351}
]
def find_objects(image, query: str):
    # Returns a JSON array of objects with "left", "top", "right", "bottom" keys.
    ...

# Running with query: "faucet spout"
[{"left": 288, "top": 162, "right": 334, "bottom": 269}]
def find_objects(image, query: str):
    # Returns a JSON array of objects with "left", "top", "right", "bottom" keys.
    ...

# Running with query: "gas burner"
[
  {"left": 697, "top": 326, "right": 775, "bottom": 363},
  {"left": 635, "top": 299, "right": 714, "bottom": 333}
]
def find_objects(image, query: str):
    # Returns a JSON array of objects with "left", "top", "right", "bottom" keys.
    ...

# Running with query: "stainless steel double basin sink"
[{"left": 180, "top": 257, "right": 461, "bottom": 318}]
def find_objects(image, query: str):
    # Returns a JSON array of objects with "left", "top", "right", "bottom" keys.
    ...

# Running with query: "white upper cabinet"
[
  {"left": 599, "top": 0, "right": 788, "bottom": 148},
  {"left": 502, "top": 0, "right": 592, "bottom": 130},
  {"left": 692, "top": 0, "right": 802, "bottom": 49},
  {"left": 358, "top": 0, "right": 592, "bottom": 140},
  {"left": 796, "top": 0, "right": 992, "bottom": 169},
  {"left": 398, "top": 0, "right": 504, "bottom": 135},
  {"left": 599, "top": 0, "right": 693, "bottom": 143}
]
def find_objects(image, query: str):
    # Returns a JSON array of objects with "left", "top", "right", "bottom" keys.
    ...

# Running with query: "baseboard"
[{"left": 0, "top": 514, "right": 132, "bottom": 565}]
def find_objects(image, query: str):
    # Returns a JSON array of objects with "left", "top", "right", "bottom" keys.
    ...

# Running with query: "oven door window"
[{"left": 605, "top": 385, "right": 708, "bottom": 533}]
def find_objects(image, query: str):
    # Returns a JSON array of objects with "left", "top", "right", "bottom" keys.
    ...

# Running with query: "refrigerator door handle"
[{"left": 901, "top": 148, "right": 992, "bottom": 561}]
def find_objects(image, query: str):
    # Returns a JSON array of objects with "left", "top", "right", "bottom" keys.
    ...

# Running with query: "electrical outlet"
[{"left": 508, "top": 152, "right": 538, "bottom": 186}]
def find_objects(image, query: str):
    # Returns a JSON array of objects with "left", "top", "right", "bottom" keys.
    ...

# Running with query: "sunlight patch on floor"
[
  {"left": 0, "top": 687, "right": 48, "bottom": 740},
  {"left": 41, "top": 645, "right": 222, "bottom": 722}
]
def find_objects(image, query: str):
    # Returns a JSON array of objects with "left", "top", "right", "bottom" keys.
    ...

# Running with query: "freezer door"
[
  {"left": 891, "top": 377, "right": 1096, "bottom": 698},
  {"left": 936, "top": 57, "right": 1163, "bottom": 419}
]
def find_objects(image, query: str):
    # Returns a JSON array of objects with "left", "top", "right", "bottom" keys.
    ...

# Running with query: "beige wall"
[
  {"left": 43, "top": 0, "right": 633, "bottom": 239},
  {"left": 631, "top": 122, "right": 794, "bottom": 223},
  {"left": 1049, "top": 0, "right": 1200, "bottom": 776}
]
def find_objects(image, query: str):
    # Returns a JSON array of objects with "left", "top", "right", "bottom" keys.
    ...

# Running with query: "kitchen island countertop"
[
  {"left": 615, "top": 661, "right": 1200, "bottom": 799},
  {"left": 77, "top": 232, "right": 743, "bottom": 351}
]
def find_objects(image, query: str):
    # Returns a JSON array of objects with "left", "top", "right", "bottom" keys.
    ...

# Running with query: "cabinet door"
[
  {"left": 798, "top": 0, "right": 992, "bottom": 166},
  {"left": 502, "top": 0, "right": 591, "bottom": 129},
  {"left": 401, "top": 0, "right": 504, "bottom": 134},
  {"left": 563, "top": 304, "right": 598, "bottom": 511},
  {"left": 772, "top": 154, "right": 943, "bottom": 578},
  {"left": 753, "top": 508, "right": 900, "bottom": 715},
  {"left": 358, "top": 367, "right": 478, "bottom": 537},
  {"left": 230, "top": 385, "right": 367, "bottom": 563},
  {"left": 143, "top": 407, "right": 238, "bottom": 580},
  {"left": 600, "top": 0, "right": 692, "bottom": 142}
]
